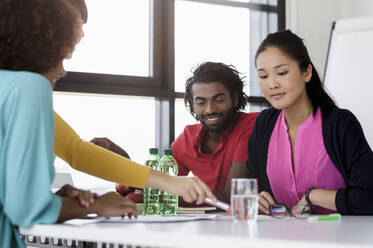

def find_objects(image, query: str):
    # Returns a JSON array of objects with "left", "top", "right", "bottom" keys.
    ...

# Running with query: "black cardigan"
[{"left": 246, "top": 107, "right": 373, "bottom": 215}]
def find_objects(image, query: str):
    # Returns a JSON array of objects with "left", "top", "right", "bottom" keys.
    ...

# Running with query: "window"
[
  {"left": 53, "top": 93, "right": 155, "bottom": 188},
  {"left": 64, "top": 0, "right": 150, "bottom": 76},
  {"left": 175, "top": 98, "right": 197, "bottom": 137},
  {"left": 55, "top": 1, "right": 284, "bottom": 182},
  {"left": 173, "top": 0, "right": 283, "bottom": 137},
  {"left": 174, "top": 1, "right": 251, "bottom": 93}
]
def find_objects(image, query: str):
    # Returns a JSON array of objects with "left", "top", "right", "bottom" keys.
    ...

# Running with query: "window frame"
[
  {"left": 56, "top": 1, "right": 171, "bottom": 97},
  {"left": 54, "top": 0, "right": 285, "bottom": 151}
]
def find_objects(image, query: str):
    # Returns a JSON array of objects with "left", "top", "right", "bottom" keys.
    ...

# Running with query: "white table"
[{"left": 19, "top": 214, "right": 373, "bottom": 248}]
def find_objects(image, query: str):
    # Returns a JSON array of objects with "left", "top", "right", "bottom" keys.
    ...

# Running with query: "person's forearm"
[
  {"left": 57, "top": 197, "right": 97, "bottom": 222},
  {"left": 145, "top": 168, "right": 217, "bottom": 204},
  {"left": 309, "top": 189, "right": 337, "bottom": 211},
  {"left": 55, "top": 113, "right": 149, "bottom": 188},
  {"left": 144, "top": 169, "right": 168, "bottom": 190}
]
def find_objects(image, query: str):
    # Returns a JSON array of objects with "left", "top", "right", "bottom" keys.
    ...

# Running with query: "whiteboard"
[{"left": 324, "top": 16, "right": 373, "bottom": 148}]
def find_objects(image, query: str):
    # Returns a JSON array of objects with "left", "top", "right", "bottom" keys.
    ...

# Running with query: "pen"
[
  {"left": 307, "top": 213, "right": 341, "bottom": 222},
  {"left": 205, "top": 197, "right": 232, "bottom": 214}
]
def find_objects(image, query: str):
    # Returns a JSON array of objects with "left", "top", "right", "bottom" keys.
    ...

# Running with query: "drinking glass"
[{"left": 231, "top": 178, "right": 258, "bottom": 221}]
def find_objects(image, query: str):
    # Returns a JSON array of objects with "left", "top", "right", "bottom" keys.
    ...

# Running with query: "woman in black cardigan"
[{"left": 247, "top": 30, "right": 373, "bottom": 215}]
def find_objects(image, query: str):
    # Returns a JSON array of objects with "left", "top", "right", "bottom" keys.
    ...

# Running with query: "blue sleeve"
[{"left": 1, "top": 72, "right": 61, "bottom": 226}]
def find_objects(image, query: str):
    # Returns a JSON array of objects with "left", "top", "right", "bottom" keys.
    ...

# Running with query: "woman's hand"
[
  {"left": 297, "top": 189, "right": 337, "bottom": 211},
  {"left": 297, "top": 195, "right": 308, "bottom": 206},
  {"left": 58, "top": 191, "right": 137, "bottom": 222},
  {"left": 145, "top": 169, "right": 216, "bottom": 204},
  {"left": 258, "top": 191, "right": 276, "bottom": 215},
  {"left": 56, "top": 184, "right": 97, "bottom": 208},
  {"left": 93, "top": 192, "right": 138, "bottom": 218},
  {"left": 163, "top": 176, "right": 217, "bottom": 205}
]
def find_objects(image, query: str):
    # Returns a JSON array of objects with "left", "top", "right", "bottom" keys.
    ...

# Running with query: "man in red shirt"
[{"left": 171, "top": 62, "right": 258, "bottom": 202}]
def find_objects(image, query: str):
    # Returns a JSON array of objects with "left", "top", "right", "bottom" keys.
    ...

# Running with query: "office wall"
[
  {"left": 341, "top": 0, "right": 373, "bottom": 19},
  {"left": 286, "top": 0, "right": 373, "bottom": 77}
]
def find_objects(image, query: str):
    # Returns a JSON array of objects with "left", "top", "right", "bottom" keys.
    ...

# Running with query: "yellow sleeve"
[{"left": 54, "top": 112, "right": 150, "bottom": 188}]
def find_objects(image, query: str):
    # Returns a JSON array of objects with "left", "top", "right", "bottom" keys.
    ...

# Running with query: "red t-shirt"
[{"left": 171, "top": 112, "right": 258, "bottom": 190}]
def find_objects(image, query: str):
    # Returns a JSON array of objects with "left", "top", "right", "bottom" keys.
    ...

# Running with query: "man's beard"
[{"left": 198, "top": 107, "right": 238, "bottom": 134}]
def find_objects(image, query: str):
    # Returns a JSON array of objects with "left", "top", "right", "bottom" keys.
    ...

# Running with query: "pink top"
[{"left": 267, "top": 108, "right": 346, "bottom": 214}]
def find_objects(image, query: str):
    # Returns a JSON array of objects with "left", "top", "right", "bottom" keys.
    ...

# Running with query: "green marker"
[{"left": 307, "top": 213, "right": 341, "bottom": 222}]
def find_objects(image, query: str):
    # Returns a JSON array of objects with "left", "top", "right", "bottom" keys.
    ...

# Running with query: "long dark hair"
[
  {"left": 255, "top": 30, "right": 336, "bottom": 117},
  {"left": 184, "top": 62, "right": 249, "bottom": 119}
]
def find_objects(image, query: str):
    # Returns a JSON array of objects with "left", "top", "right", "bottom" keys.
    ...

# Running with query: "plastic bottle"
[
  {"left": 144, "top": 148, "right": 162, "bottom": 215},
  {"left": 160, "top": 149, "right": 179, "bottom": 215}
]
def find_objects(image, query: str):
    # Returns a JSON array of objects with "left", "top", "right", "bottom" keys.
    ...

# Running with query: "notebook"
[{"left": 177, "top": 206, "right": 216, "bottom": 214}]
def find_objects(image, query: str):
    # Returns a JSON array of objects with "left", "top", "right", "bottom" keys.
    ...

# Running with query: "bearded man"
[{"left": 171, "top": 62, "right": 258, "bottom": 202}]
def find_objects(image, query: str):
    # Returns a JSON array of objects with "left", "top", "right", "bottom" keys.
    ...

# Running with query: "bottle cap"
[
  {"left": 149, "top": 148, "right": 158, "bottom": 155},
  {"left": 164, "top": 149, "right": 173, "bottom": 155}
]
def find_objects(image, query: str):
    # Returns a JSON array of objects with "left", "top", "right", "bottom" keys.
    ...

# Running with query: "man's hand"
[
  {"left": 56, "top": 184, "right": 97, "bottom": 208},
  {"left": 90, "top": 137, "right": 131, "bottom": 159}
]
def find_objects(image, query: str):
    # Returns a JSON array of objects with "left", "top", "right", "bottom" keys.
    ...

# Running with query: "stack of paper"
[{"left": 177, "top": 206, "right": 216, "bottom": 214}]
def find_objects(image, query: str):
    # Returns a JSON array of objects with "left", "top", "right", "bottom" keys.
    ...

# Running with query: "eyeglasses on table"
[{"left": 269, "top": 204, "right": 312, "bottom": 219}]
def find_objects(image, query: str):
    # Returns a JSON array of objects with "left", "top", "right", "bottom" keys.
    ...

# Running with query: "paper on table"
[
  {"left": 99, "top": 214, "right": 217, "bottom": 223},
  {"left": 177, "top": 206, "right": 216, "bottom": 214},
  {"left": 64, "top": 214, "right": 217, "bottom": 225},
  {"left": 178, "top": 206, "right": 216, "bottom": 211}
]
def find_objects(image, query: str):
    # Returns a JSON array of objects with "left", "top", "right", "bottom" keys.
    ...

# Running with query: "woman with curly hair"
[{"left": 0, "top": 1, "right": 139, "bottom": 247}]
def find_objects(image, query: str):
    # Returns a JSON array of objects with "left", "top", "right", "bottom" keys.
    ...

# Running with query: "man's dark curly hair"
[
  {"left": 184, "top": 62, "right": 249, "bottom": 118},
  {"left": 0, "top": 0, "right": 80, "bottom": 74}
]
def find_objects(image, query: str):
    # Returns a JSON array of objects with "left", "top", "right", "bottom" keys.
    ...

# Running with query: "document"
[
  {"left": 178, "top": 206, "right": 216, "bottom": 214},
  {"left": 64, "top": 214, "right": 217, "bottom": 225},
  {"left": 99, "top": 214, "right": 217, "bottom": 223}
]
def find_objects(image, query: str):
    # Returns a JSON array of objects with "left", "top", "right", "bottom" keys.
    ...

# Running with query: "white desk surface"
[{"left": 19, "top": 214, "right": 373, "bottom": 248}]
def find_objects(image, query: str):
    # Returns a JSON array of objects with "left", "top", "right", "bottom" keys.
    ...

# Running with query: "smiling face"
[
  {"left": 256, "top": 46, "right": 312, "bottom": 110},
  {"left": 191, "top": 81, "right": 238, "bottom": 133}
]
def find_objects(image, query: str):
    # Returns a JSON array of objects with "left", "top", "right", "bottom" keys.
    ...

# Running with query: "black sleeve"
[
  {"left": 246, "top": 119, "right": 260, "bottom": 179},
  {"left": 329, "top": 110, "right": 373, "bottom": 214},
  {"left": 246, "top": 108, "right": 279, "bottom": 195}
]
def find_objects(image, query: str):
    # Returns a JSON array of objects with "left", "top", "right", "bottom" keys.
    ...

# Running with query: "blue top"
[{"left": 0, "top": 70, "right": 61, "bottom": 247}]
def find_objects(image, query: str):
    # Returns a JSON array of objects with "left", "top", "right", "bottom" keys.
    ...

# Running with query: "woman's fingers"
[
  {"left": 81, "top": 190, "right": 95, "bottom": 207},
  {"left": 259, "top": 191, "right": 275, "bottom": 215},
  {"left": 193, "top": 184, "right": 206, "bottom": 205},
  {"left": 63, "top": 186, "right": 95, "bottom": 208},
  {"left": 178, "top": 177, "right": 216, "bottom": 204},
  {"left": 259, "top": 201, "right": 270, "bottom": 214},
  {"left": 96, "top": 192, "right": 138, "bottom": 217},
  {"left": 121, "top": 206, "right": 138, "bottom": 218},
  {"left": 118, "top": 196, "right": 137, "bottom": 217},
  {"left": 188, "top": 188, "right": 198, "bottom": 203},
  {"left": 195, "top": 177, "right": 216, "bottom": 202}
]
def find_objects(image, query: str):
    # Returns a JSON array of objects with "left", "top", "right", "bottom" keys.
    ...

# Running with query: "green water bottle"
[
  {"left": 144, "top": 148, "right": 162, "bottom": 215},
  {"left": 160, "top": 149, "right": 179, "bottom": 215}
]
